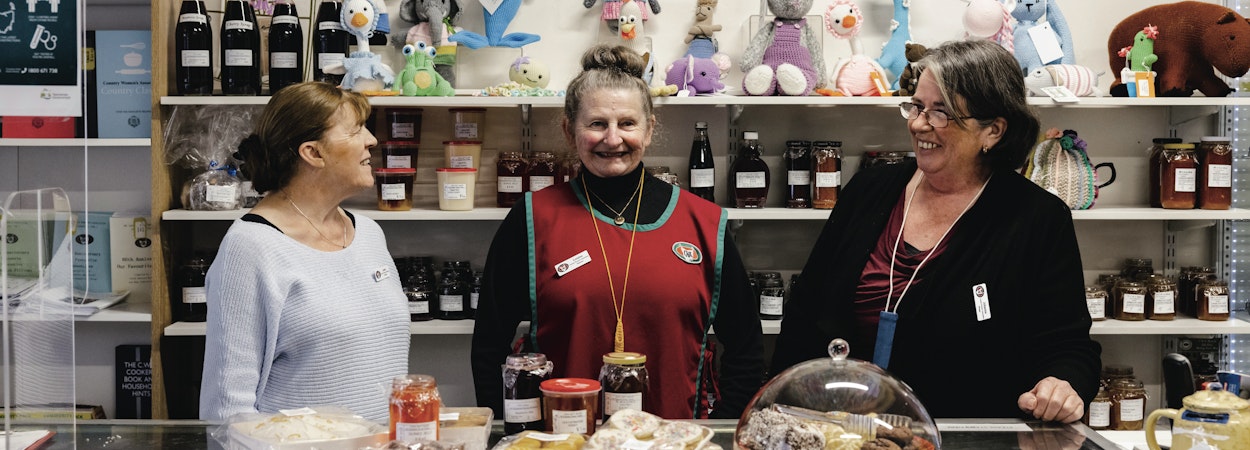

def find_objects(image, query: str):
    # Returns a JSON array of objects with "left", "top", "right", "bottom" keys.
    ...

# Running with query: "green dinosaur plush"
[{"left": 395, "top": 42, "right": 455, "bottom": 96}]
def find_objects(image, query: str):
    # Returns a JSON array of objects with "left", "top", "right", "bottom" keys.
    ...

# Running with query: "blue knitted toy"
[
  {"left": 447, "top": 0, "right": 539, "bottom": 49},
  {"left": 1011, "top": 0, "right": 1075, "bottom": 74},
  {"left": 876, "top": 0, "right": 909, "bottom": 90}
]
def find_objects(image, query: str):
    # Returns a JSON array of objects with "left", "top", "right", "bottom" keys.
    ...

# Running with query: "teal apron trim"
[
  {"left": 525, "top": 192, "right": 540, "bottom": 352},
  {"left": 692, "top": 208, "right": 728, "bottom": 418},
  {"left": 571, "top": 180, "right": 680, "bottom": 231}
]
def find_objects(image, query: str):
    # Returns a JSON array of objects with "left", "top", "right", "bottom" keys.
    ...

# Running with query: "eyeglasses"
[{"left": 898, "top": 102, "right": 974, "bottom": 128}]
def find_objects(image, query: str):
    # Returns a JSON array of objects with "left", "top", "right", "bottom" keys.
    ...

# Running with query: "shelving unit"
[{"left": 0, "top": 138, "right": 152, "bottom": 147}]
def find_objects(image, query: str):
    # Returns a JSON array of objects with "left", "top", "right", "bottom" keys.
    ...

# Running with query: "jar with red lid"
[
  {"left": 390, "top": 374, "right": 441, "bottom": 442},
  {"left": 1147, "top": 138, "right": 1181, "bottom": 208},
  {"left": 375, "top": 168, "right": 416, "bottom": 211},
  {"left": 1197, "top": 136, "right": 1232, "bottom": 210},
  {"left": 528, "top": 151, "right": 557, "bottom": 193},
  {"left": 497, "top": 151, "right": 528, "bottom": 208},
  {"left": 1160, "top": 143, "right": 1197, "bottom": 209},
  {"left": 540, "top": 378, "right": 601, "bottom": 434}
]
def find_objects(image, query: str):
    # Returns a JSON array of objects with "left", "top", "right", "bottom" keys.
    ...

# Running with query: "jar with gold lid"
[
  {"left": 1146, "top": 276, "right": 1177, "bottom": 321},
  {"left": 1160, "top": 143, "right": 1198, "bottom": 210},
  {"left": 1114, "top": 281, "right": 1147, "bottom": 321},
  {"left": 1197, "top": 279, "right": 1231, "bottom": 321},
  {"left": 1197, "top": 136, "right": 1232, "bottom": 210},
  {"left": 598, "top": 352, "right": 648, "bottom": 421},
  {"left": 1110, "top": 377, "right": 1147, "bottom": 430},
  {"left": 1086, "top": 285, "right": 1107, "bottom": 321}
]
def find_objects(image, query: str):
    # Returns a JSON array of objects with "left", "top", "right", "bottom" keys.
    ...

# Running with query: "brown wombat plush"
[
  {"left": 1108, "top": 1, "right": 1250, "bottom": 97},
  {"left": 895, "top": 43, "right": 929, "bottom": 97}
]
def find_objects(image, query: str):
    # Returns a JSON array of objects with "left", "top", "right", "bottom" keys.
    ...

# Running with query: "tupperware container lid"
[
  {"left": 540, "top": 378, "right": 601, "bottom": 393},
  {"left": 443, "top": 140, "right": 483, "bottom": 145},
  {"left": 374, "top": 168, "right": 416, "bottom": 174},
  {"left": 436, "top": 168, "right": 477, "bottom": 173}
]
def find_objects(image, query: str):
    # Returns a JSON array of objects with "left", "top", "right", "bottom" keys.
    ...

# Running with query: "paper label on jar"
[
  {"left": 550, "top": 409, "right": 588, "bottom": 434},
  {"left": 450, "top": 155, "right": 474, "bottom": 169},
  {"left": 443, "top": 183, "right": 468, "bottom": 200},
  {"left": 381, "top": 183, "right": 407, "bottom": 201},
  {"left": 396, "top": 421, "right": 437, "bottom": 443},
  {"left": 1088, "top": 401, "right": 1111, "bottom": 427},
  {"left": 1086, "top": 298, "right": 1105, "bottom": 320},
  {"left": 471, "top": 292, "right": 479, "bottom": 309},
  {"left": 1153, "top": 291, "right": 1175, "bottom": 314},
  {"left": 1174, "top": 168, "right": 1197, "bottom": 193},
  {"left": 270, "top": 52, "right": 298, "bottom": 69},
  {"left": 503, "top": 398, "right": 541, "bottom": 423},
  {"left": 440, "top": 294, "right": 463, "bottom": 312},
  {"left": 181, "top": 50, "right": 211, "bottom": 67},
  {"left": 690, "top": 168, "right": 715, "bottom": 188},
  {"left": 391, "top": 123, "right": 416, "bottom": 139},
  {"left": 386, "top": 155, "right": 412, "bottom": 168},
  {"left": 182, "top": 287, "right": 207, "bottom": 304},
  {"left": 224, "top": 49, "right": 253, "bottom": 67},
  {"left": 530, "top": 176, "right": 555, "bottom": 192},
  {"left": 736, "top": 172, "right": 766, "bottom": 189},
  {"left": 787, "top": 170, "right": 810, "bottom": 186},
  {"left": 318, "top": 53, "right": 345, "bottom": 70},
  {"left": 1119, "top": 398, "right": 1144, "bottom": 422},
  {"left": 1123, "top": 293, "right": 1145, "bottom": 314},
  {"left": 1209, "top": 294, "right": 1230, "bottom": 314},
  {"left": 408, "top": 301, "right": 429, "bottom": 314},
  {"left": 455, "top": 123, "right": 480, "bottom": 139},
  {"left": 1209, "top": 164, "right": 1232, "bottom": 188},
  {"left": 206, "top": 185, "right": 238, "bottom": 203},
  {"left": 498, "top": 176, "right": 523, "bottom": 193},
  {"left": 525, "top": 432, "right": 571, "bottom": 442},
  {"left": 760, "top": 295, "right": 784, "bottom": 316},
  {"left": 604, "top": 392, "right": 642, "bottom": 416},
  {"left": 815, "top": 171, "right": 840, "bottom": 188}
]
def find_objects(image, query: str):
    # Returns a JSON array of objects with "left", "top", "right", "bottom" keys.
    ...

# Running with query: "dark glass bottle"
[
  {"left": 687, "top": 121, "right": 715, "bottom": 202},
  {"left": 174, "top": 0, "right": 213, "bottom": 95},
  {"left": 180, "top": 255, "right": 211, "bottom": 322},
  {"left": 730, "top": 131, "right": 769, "bottom": 208},
  {"left": 784, "top": 140, "right": 812, "bottom": 208},
  {"left": 313, "top": 0, "right": 349, "bottom": 85},
  {"left": 470, "top": 271, "right": 482, "bottom": 316},
  {"left": 436, "top": 263, "right": 469, "bottom": 320},
  {"left": 758, "top": 271, "right": 784, "bottom": 320},
  {"left": 267, "top": 0, "right": 303, "bottom": 95},
  {"left": 220, "top": 0, "right": 260, "bottom": 95}
]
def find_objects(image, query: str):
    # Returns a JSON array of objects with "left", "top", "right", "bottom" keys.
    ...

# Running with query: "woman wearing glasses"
[{"left": 771, "top": 40, "right": 1101, "bottom": 423}]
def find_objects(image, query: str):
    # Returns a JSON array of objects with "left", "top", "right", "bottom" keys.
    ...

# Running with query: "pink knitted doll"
[{"left": 825, "top": 0, "right": 891, "bottom": 96}]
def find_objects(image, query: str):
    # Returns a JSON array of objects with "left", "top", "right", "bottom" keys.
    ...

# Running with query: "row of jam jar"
[
  {"left": 497, "top": 151, "right": 582, "bottom": 208},
  {"left": 1150, "top": 136, "right": 1232, "bottom": 210},
  {"left": 1085, "top": 261, "right": 1230, "bottom": 322},
  {"left": 1085, "top": 364, "right": 1147, "bottom": 431},
  {"left": 774, "top": 142, "right": 912, "bottom": 209},
  {"left": 395, "top": 256, "right": 481, "bottom": 321},
  {"left": 502, "top": 352, "right": 649, "bottom": 435},
  {"left": 372, "top": 107, "right": 486, "bottom": 143}
]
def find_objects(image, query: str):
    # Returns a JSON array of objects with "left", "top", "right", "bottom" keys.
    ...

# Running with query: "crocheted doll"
[
  {"left": 1011, "top": 0, "right": 1075, "bottom": 74},
  {"left": 508, "top": 56, "right": 550, "bottom": 89},
  {"left": 395, "top": 0, "right": 463, "bottom": 86},
  {"left": 825, "top": 0, "right": 891, "bottom": 96},
  {"left": 876, "top": 0, "right": 911, "bottom": 90},
  {"left": 685, "top": 0, "right": 721, "bottom": 54},
  {"left": 394, "top": 42, "right": 454, "bottom": 96},
  {"left": 1025, "top": 64, "right": 1103, "bottom": 97},
  {"left": 963, "top": 0, "right": 1013, "bottom": 53},
  {"left": 586, "top": 0, "right": 661, "bottom": 34},
  {"left": 1107, "top": 2, "right": 1250, "bottom": 97},
  {"left": 447, "top": 0, "right": 539, "bottom": 49},
  {"left": 741, "top": 0, "right": 825, "bottom": 96},
  {"left": 325, "top": 0, "right": 394, "bottom": 93}
]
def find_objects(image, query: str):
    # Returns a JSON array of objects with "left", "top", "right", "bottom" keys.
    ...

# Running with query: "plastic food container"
[
  {"left": 436, "top": 168, "right": 477, "bottom": 211},
  {"left": 444, "top": 141, "right": 482, "bottom": 170},
  {"left": 381, "top": 141, "right": 418, "bottom": 169},
  {"left": 450, "top": 108, "right": 486, "bottom": 140},
  {"left": 375, "top": 168, "right": 416, "bottom": 211},
  {"left": 540, "top": 378, "right": 601, "bottom": 434},
  {"left": 387, "top": 107, "right": 423, "bottom": 142}
]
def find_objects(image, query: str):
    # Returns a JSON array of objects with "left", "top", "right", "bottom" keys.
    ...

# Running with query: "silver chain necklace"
[{"left": 286, "top": 195, "right": 347, "bottom": 249}]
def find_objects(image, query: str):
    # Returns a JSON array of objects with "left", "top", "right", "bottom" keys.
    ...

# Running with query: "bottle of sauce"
[
  {"left": 497, "top": 151, "right": 528, "bottom": 207},
  {"left": 180, "top": 255, "right": 210, "bottom": 322},
  {"left": 503, "top": 353, "right": 553, "bottom": 435},
  {"left": 811, "top": 141, "right": 842, "bottom": 209},
  {"left": 267, "top": 0, "right": 303, "bottom": 95},
  {"left": 1159, "top": 143, "right": 1197, "bottom": 209},
  {"left": 784, "top": 140, "right": 811, "bottom": 208},
  {"left": 220, "top": 0, "right": 260, "bottom": 95},
  {"left": 312, "top": 0, "right": 349, "bottom": 85},
  {"left": 730, "top": 131, "right": 769, "bottom": 208},
  {"left": 175, "top": 0, "right": 213, "bottom": 95},
  {"left": 528, "top": 151, "right": 557, "bottom": 193},
  {"left": 390, "top": 374, "right": 441, "bottom": 442},
  {"left": 687, "top": 121, "right": 715, "bottom": 203},
  {"left": 1197, "top": 136, "right": 1232, "bottom": 210}
]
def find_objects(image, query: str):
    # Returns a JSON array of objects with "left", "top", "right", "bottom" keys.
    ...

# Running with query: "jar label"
[
  {"left": 181, "top": 50, "right": 211, "bottom": 68},
  {"left": 386, "top": 155, "right": 412, "bottom": 169},
  {"left": 530, "top": 176, "right": 555, "bottom": 192},
  {"left": 1119, "top": 398, "right": 1144, "bottom": 422},
  {"left": 736, "top": 172, "right": 766, "bottom": 189},
  {"left": 1152, "top": 291, "right": 1174, "bottom": 314},
  {"left": 1088, "top": 401, "right": 1111, "bottom": 427},
  {"left": 1174, "top": 168, "right": 1197, "bottom": 193},
  {"left": 450, "top": 155, "right": 474, "bottom": 168},
  {"left": 815, "top": 171, "right": 840, "bottom": 188},
  {"left": 270, "top": 52, "right": 298, "bottom": 69},
  {"left": 224, "top": 49, "right": 253, "bottom": 67},
  {"left": 1209, "top": 295, "right": 1229, "bottom": 314},
  {"left": 318, "top": 21, "right": 344, "bottom": 31},
  {"left": 1086, "top": 298, "right": 1104, "bottom": 319},
  {"left": 408, "top": 301, "right": 429, "bottom": 314},
  {"left": 206, "top": 185, "right": 238, "bottom": 203},
  {"left": 690, "top": 168, "right": 715, "bottom": 188},
  {"left": 1209, "top": 164, "right": 1232, "bottom": 188},
  {"left": 224, "top": 20, "right": 253, "bottom": 31},
  {"left": 1122, "top": 293, "right": 1145, "bottom": 314},
  {"left": 392, "top": 123, "right": 416, "bottom": 139},
  {"left": 443, "top": 183, "right": 468, "bottom": 200},
  {"left": 455, "top": 123, "right": 480, "bottom": 139},
  {"left": 271, "top": 15, "right": 298, "bottom": 25},
  {"left": 471, "top": 292, "right": 479, "bottom": 309},
  {"left": 504, "top": 398, "right": 541, "bottom": 423},
  {"left": 760, "top": 295, "right": 784, "bottom": 316},
  {"left": 182, "top": 287, "right": 207, "bottom": 304},
  {"left": 551, "top": 409, "right": 587, "bottom": 434},
  {"left": 381, "top": 183, "right": 408, "bottom": 201},
  {"left": 604, "top": 392, "right": 642, "bottom": 416},
  {"left": 179, "top": 13, "right": 208, "bottom": 23},
  {"left": 440, "top": 294, "right": 464, "bottom": 311},
  {"left": 787, "top": 171, "right": 810, "bottom": 186},
  {"left": 499, "top": 176, "right": 523, "bottom": 193},
  {"left": 318, "top": 53, "right": 345, "bottom": 70},
  {"left": 395, "top": 421, "right": 437, "bottom": 443}
]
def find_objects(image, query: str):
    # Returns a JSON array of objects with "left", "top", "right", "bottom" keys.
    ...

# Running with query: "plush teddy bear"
[
  {"left": 894, "top": 43, "right": 928, "bottom": 96},
  {"left": 741, "top": 0, "right": 825, "bottom": 96},
  {"left": 1107, "top": 2, "right": 1250, "bottom": 97},
  {"left": 1011, "top": 0, "right": 1075, "bottom": 74}
]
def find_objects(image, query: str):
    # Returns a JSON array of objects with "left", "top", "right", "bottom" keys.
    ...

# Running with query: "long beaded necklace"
[
  {"left": 286, "top": 193, "right": 348, "bottom": 249},
  {"left": 581, "top": 170, "right": 645, "bottom": 352}
]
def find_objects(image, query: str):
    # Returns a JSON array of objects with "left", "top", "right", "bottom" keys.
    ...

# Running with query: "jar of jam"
[
  {"left": 1146, "top": 276, "right": 1177, "bottom": 321},
  {"left": 783, "top": 140, "right": 812, "bottom": 208},
  {"left": 1147, "top": 138, "right": 1181, "bottom": 208},
  {"left": 599, "top": 352, "right": 648, "bottom": 420},
  {"left": 1097, "top": 274, "right": 1121, "bottom": 300},
  {"left": 1110, "top": 377, "right": 1147, "bottom": 430},
  {"left": 497, "top": 151, "right": 529, "bottom": 207},
  {"left": 436, "top": 262, "right": 469, "bottom": 320},
  {"left": 503, "top": 353, "right": 554, "bottom": 435},
  {"left": 387, "top": 108, "right": 423, "bottom": 142},
  {"left": 1086, "top": 285, "right": 1107, "bottom": 321},
  {"left": 540, "top": 378, "right": 601, "bottom": 434},
  {"left": 390, "top": 374, "right": 441, "bottom": 442},
  {"left": 1086, "top": 386, "right": 1112, "bottom": 430},
  {"left": 375, "top": 168, "right": 416, "bottom": 211},
  {"left": 1114, "top": 281, "right": 1146, "bottom": 321},
  {"left": 1101, "top": 364, "right": 1135, "bottom": 391},
  {"left": 451, "top": 260, "right": 473, "bottom": 315},
  {"left": 758, "top": 271, "right": 784, "bottom": 320},
  {"left": 1121, "top": 258, "right": 1154, "bottom": 281},
  {"left": 1182, "top": 267, "right": 1217, "bottom": 316},
  {"left": 1160, "top": 143, "right": 1198, "bottom": 210},
  {"left": 528, "top": 151, "right": 558, "bottom": 193},
  {"left": 404, "top": 270, "right": 434, "bottom": 321},
  {"left": 1197, "top": 136, "right": 1232, "bottom": 210},
  {"left": 811, "top": 141, "right": 842, "bottom": 209},
  {"left": 1197, "top": 279, "right": 1230, "bottom": 321}
]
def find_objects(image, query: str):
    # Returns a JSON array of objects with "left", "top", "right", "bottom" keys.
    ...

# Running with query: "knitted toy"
[
  {"left": 963, "top": 0, "right": 1013, "bottom": 53},
  {"left": 1025, "top": 64, "right": 1103, "bottom": 97},
  {"left": 684, "top": 0, "right": 721, "bottom": 55},
  {"left": 894, "top": 43, "right": 928, "bottom": 96},
  {"left": 825, "top": 0, "right": 891, "bottom": 96},
  {"left": 618, "top": 0, "right": 645, "bottom": 41},
  {"left": 1107, "top": 2, "right": 1250, "bottom": 97},
  {"left": 665, "top": 54, "right": 726, "bottom": 94},
  {"left": 508, "top": 56, "right": 550, "bottom": 88},
  {"left": 741, "top": 0, "right": 825, "bottom": 96},
  {"left": 395, "top": 0, "right": 464, "bottom": 86},
  {"left": 447, "top": 0, "right": 539, "bottom": 49},
  {"left": 586, "top": 0, "right": 660, "bottom": 34},
  {"left": 876, "top": 0, "right": 911, "bottom": 90},
  {"left": 395, "top": 42, "right": 454, "bottom": 96},
  {"left": 324, "top": 0, "right": 394, "bottom": 94},
  {"left": 1011, "top": 0, "right": 1075, "bottom": 74}
]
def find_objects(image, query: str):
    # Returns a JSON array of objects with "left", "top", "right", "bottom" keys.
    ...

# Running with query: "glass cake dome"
[{"left": 735, "top": 339, "right": 940, "bottom": 450}]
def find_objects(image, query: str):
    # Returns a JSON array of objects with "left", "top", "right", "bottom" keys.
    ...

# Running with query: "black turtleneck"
[{"left": 472, "top": 163, "right": 764, "bottom": 420}]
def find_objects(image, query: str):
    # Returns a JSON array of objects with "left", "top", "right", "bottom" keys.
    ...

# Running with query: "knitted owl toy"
[
  {"left": 1107, "top": 2, "right": 1250, "bottom": 97},
  {"left": 586, "top": 0, "right": 661, "bottom": 34},
  {"left": 1011, "top": 0, "right": 1075, "bottom": 74},
  {"left": 741, "top": 0, "right": 825, "bottom": 96}
]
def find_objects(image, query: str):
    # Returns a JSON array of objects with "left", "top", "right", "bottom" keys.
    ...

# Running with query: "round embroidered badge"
[{"left": 672, "top": 242, "right": 703, "bottom": 264}]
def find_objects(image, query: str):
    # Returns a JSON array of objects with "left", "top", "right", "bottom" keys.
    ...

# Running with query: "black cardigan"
[{"left": 771, "top": 161, "right": 1102, "bottom": 419}]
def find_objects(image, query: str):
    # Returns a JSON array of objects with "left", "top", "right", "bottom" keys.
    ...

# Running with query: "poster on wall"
[{"left": 0, "top": 0, "right": 81, "bottom": 116}]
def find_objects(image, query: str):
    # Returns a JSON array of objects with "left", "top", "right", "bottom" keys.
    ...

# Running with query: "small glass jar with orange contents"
[
  {"left": 390, "top": 374, "right": 441, "bottom": 443},
  {"left": 540, "top": 378, "right": 600, "bottom": 434}
]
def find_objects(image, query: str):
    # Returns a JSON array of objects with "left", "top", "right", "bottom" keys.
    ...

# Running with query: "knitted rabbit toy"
[
  {"left": 586, "top": 0, "right": 661, "bottom": 34},
  {"left": 685, "top": 0, "right": 721, "bottom": 55},
  {"left": 741, "top": 0, "right": 825, "bottom": 96},
  {"left": 1011, "top": 0, "right": 1075, "bottom": 74}
]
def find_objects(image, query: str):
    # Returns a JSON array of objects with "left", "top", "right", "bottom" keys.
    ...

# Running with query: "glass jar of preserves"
[
  {"left": 404, "top": 270, "right": 433, "bottom": 322},
  {"left": 1197, "top": 136, "right": 1232, "bottom": 210},
  {"left": 1101, "top": 364, "right": 1135, "bottom": 391},
  {"left": 1197, "top": 279, "right": 1230, "bottom": 321},
  {"left": 811, "top": 141, "right": 842, "bottom": 210},
  {"left": 451, "top": 260, "right": 473, "bottom": 315},
  {"left": 528, "top": 151, "right": 558, "bottom": 193},
  {"left": 540, "top": 378, "right": 601, "bottom": 434},
  {"left": 1086, "top": 386, "right": 1112, "bottom": 430},
  {"left": 375, "top": 168, "right": 416, "bottom": 211},
  {"left": 1147, "top": 138, "right": 1181, "bottom": 208},
  {"left": 387, "top": 107, "right": 423, "bottom": 143},
  {"left": 1121, "top": 258, "right": 1154, "bottom": 281},
  {"left": 599, "top": 352, "right": 648, "bottom": 420},
  {"left": 503, "top": 353, "right": 554, "bottom": 435},
  {"left": 436, "top": 262, "right": 468, "bottom": 320},
  {"left": 497, "top": 151, "right": 529, "bottom": 208},
  {"left": 1146, "top": 276, "right": 1177, "bottom": 321},
  {"left": 1182, "top": 267, "right": 1217, "bottom": 317},
  {"left": 1086, "top": 285, "right": 1107, "bottom": 321},
  {"left": 1160, "top": 143, "right": 1198, "bottom": 210},
  {"left": 1110, "top": 377, "right": 1147, "bottom": 430},
  {"left": 784, "top": 140, "right": 812, "bottom": 208},
  {"left": 381, "top": 142, "right": 418, "bottom": 169},
  {"left": 1114, "top": 281, "right": 1146, "bottom": 321},
  {"left": 758, "top": 271, "right": 784, "bottom": 320},
  {"left": 390, "top": 374, "right": 441, "bottom": 442},
  {"left": 1097, "top": 274, "right": 1121, "bottom": 300}
]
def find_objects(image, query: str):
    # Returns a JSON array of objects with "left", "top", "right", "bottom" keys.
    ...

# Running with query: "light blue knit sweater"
[{"left": 199, "top": 213, "right": 410, "bottom": 423}]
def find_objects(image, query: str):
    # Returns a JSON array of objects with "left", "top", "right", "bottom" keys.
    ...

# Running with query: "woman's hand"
[{"left": 1018, "top": 377, "right": 1085, "bottom": 423}]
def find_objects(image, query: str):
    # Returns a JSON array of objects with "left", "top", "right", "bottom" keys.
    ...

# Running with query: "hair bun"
[
  {"left": 233, "top": 134, "right": 263, "bottom": 162},
  {"left": 580, "top": 44, "right": 647, "bottom": 79}
]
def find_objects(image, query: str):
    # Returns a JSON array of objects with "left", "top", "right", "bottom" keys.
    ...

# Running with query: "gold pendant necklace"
[
  {"left": 587, "top": 180, "right": 642, "bottom": 226},
  {"left": 581, "top": 171, "right": 645, "bottom": 352},
  {"left": 286, "top": 193, "right": 348, "bottom": 249}
]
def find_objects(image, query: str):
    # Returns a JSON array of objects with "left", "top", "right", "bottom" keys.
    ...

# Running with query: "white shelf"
[
  {"left": 0, "top": 138, "right": 151, "bottom": 147},
  {"left": 1090, "top": 314, "right": 1250, "bottom": 335}
]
